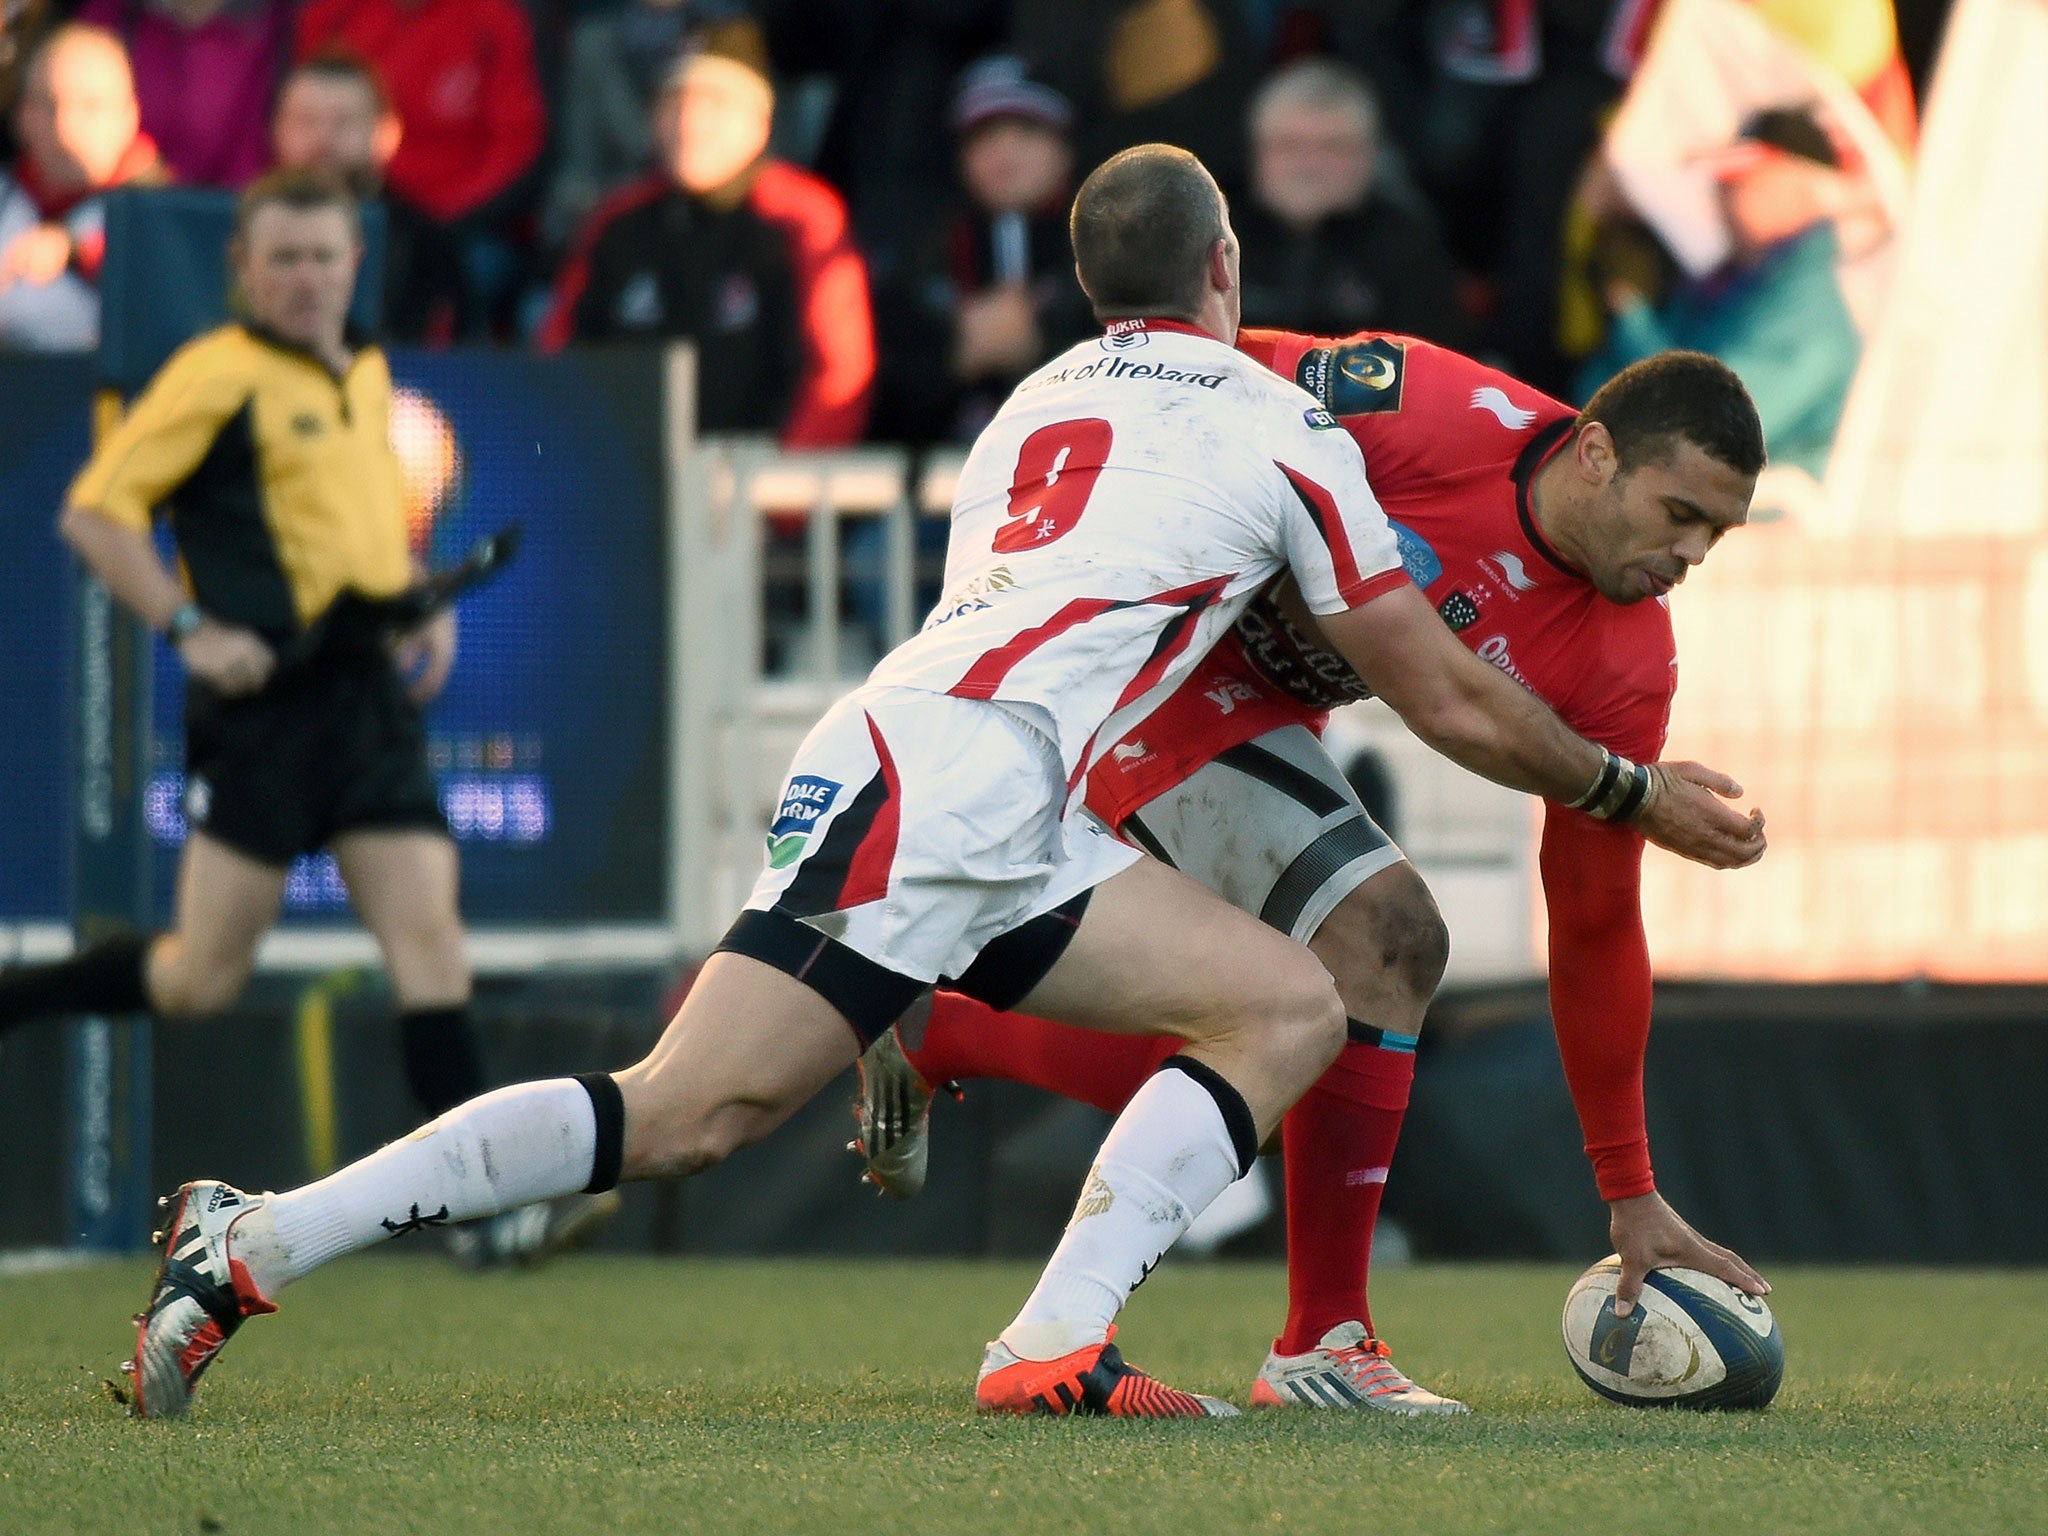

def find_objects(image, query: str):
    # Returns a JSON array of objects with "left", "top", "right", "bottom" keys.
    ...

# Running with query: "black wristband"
[
  {"left": 1569, "top": 748, "right": 1652, "bottom": 821},
  {"left": 1609, "top": 761, "right": 1654, "bottom": 822},
  {"left": 1567, "top": 748, "right": 1624, "bottom": 813}
]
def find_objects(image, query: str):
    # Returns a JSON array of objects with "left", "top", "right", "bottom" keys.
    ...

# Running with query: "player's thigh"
[
  {"left": 162, "top": 832, "right": 289, "bottom": 993},
  {"left": 1121, "top": 725, "right": 1406, "bottom": 944},
  {"left": 614, "top": 951, "right": 865, "bottom": 1177},
  {"left": 1017, "top": 854, "right": 1339, "bottom": 1047}
]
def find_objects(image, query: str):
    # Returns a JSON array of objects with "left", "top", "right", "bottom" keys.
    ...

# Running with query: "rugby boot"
[
  {"left": 126, "top": 1181, "right": 282, "bottom": 1418},
  {"left": 850, "top": 1024, "right": 946, "bottom": 1200},
  {"left": 1249, "top": 1321, "right": 1469, "bottom": 1414},
  {"left": 977, "top": 1327, "right": 1238, "bottom": 1418}
]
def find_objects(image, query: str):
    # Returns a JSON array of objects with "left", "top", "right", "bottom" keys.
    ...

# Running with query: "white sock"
[
  {"left": 1000, "top": 1063, "right": 1246, "bottom": 1361},
  {"left": 258, "top": 1078, "right": 600, "bottom": 1291}
]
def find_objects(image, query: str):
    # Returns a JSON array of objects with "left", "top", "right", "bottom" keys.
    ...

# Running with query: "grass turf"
[{"left": 2, "top": 1257, "right": 2044, "bottom": 1535}]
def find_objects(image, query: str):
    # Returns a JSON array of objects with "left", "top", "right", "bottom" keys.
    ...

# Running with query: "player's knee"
[
  {"left": 1318, "top": 865, "right": 1449, "bottom": 1011},
  {"left": 384, "top": 916, "right": 470, "bottom": 998},
  {"left": 1380, "top": 873, "right": 1450, "bottom": 1002},
  {"left": 149, "top": 954, "right": 249, "bottom": 1019}
]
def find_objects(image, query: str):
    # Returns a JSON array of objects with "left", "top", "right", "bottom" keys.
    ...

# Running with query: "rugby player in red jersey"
[{"left": 853, "top": 331, "right": 1771, "bottom": 1413}]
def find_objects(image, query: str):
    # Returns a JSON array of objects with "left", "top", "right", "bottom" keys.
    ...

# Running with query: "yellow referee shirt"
[{"left": 67, "top": 322, "right": 412, "bottom": 641}]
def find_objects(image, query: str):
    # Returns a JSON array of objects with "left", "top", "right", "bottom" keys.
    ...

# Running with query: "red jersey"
[{"left": 1084, "top": 329, "right": 1675, "bottom": 1200}]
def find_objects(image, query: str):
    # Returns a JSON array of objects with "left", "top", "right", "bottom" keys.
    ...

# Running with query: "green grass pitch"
[{"left": 3, "top": 1256, "right": 2044, "bottom": 1535}]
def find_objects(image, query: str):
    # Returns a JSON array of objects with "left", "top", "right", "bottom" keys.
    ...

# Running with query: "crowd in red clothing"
[{"left": 0, "top": 1, "right": 1940, "bottom": 449}]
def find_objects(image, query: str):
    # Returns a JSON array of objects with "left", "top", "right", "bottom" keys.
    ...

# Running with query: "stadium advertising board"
[{"left": 0, "top": 349, "right": 670, "bottom": 927}]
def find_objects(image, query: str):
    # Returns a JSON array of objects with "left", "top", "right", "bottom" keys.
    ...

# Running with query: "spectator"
[
  {"left": 1, "top": 0, "right": 63, "bottom": 163},
  {"left": 1013, "top": 0, "right": 1261, "bottom": 193},
  {"left": 540, "top": 45, "right": 874, "bottom": 448},
  {"left": 1576, "top": 108, "right": 1860, "bottom": 478},
  {"left": 297, "top": 0, "right": 545, "bottom": 340},
  {"left": 756, "top": 0, "right": 1004, "bottom": 267},
  {"left": 543, "top": 0, "right": 763, "bottom": 250},
  {"left": 1, "top": 23, "right": 166, "bottom": 352},
  {"left": 1328, "top": 1, "right": 1645, "bottom": 394},
  {"left": 271, "top": 51, "right": 399, "bottom": 201},
  {"left": 1234, "top": 58, "right": 1475, "bottom": 348},
  {"left": 76, "top": 0, "right": 293, "bottom": 188},
  {"left": 871, "top": 55, "right": 1092, "bottom": 444}
]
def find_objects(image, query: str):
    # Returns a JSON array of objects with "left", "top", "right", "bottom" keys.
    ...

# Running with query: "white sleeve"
[{"left": 1265, "top": 401, "right": 1409, "bottom": 615}]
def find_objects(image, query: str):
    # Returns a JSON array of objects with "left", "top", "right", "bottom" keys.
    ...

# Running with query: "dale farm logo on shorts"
[{"left": 767, "top": 775, "right": 842, "bottom": 868}]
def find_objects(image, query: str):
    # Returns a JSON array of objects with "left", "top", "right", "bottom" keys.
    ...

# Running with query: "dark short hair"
[
  {"left": 1580, "top": 351, "right": 1766, "bottom": 477},
  {"left": 232, "top": 168, "right": 361, "bottom": 246},
  {"left": 1069, "top": 144, "right": 1224, "bottom": 321},
  {"left": 279, "top": 49, "right": 389, "bottom": 117}
]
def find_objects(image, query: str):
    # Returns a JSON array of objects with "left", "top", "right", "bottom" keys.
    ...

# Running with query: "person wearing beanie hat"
[
  {"left": 869, "top": 55, "right": 1094, "bottom": 446},
  {"left": 539, "top": 39, "right": 874, "bottom": 449}
]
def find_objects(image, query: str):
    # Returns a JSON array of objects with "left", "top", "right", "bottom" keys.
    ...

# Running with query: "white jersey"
[{"left": 869, "top": 317, "right": 1407, "bottom": 786}]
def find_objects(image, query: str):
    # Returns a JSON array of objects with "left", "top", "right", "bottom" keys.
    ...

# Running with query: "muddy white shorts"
[{"left": 716, "top": 685, "right": 1141, "bottom": 1042}]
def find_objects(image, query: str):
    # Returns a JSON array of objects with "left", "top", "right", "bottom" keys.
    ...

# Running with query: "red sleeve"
[
  {"left": 751, "top": 162, "right": 874, "bottom": 448},
  {"left": 534, "top": 177, "right": 664, "bottom": 352},
  {"left": 294, "top": 0, "right": 341, "bottom": 56},
  {"left": 428, "top": 0, "right": 546, "bottom": 218},
  {"left": 1539, "top": 804, "right": 1657, "bottom": 1201}
]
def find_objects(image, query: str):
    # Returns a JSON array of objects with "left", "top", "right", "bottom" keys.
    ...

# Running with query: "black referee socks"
[
  {"left": 398, "top": 1005, "right": 488, "bottom": 1118},
  {"left": 0, "top": 931, "right": 153, "bottom": 1031}
]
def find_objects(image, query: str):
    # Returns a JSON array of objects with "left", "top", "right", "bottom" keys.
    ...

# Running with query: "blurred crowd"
[{"left": 0, "top": 0, "right": 1945, "bottom": 469}]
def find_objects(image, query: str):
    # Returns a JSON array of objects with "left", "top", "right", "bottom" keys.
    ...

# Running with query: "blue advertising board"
[{"left": 0, "top": 348, "right": 671, "bottom": 928}]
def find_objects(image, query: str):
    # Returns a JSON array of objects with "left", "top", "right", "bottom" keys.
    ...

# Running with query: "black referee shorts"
[{"left": 182, "top": 650, "right": 446, "bottom": 868}]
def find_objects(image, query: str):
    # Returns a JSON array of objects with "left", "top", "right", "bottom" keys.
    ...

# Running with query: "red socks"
[
  {"left": 899, "top": 993, "right": 1420, "bottom": 1355},
  {"left": 1275, "top": 1036, "right": 1416, "bottom": 1352},
  {"left": 900, "top": 992, "right": 1177, "bottom": 1113}
]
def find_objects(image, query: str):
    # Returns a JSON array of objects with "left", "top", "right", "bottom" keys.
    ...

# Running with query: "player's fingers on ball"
[
  {"left": 1614, "top": 1267, "right": 1645, "bottom": 1314},
  {"left": 1722, "top": 1250, "right": 1770, "bottom": 1293}
]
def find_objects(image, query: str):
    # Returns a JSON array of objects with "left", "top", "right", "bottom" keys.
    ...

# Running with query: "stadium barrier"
[{"left": 5, "top": 967, "right": 2041, "bottom": 1263}]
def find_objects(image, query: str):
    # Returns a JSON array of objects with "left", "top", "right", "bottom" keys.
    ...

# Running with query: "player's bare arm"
[{"left": 1313, "top": 583, "right": 1766, "bottom": 868}]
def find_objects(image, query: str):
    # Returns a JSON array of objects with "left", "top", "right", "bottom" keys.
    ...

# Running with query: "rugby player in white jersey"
[{"left": 126, "top": 145, "right": 1765, "bottom": 1421}]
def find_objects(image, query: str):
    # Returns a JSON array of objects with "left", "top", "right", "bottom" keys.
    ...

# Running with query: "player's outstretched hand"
[
  {"left": 1608, "top": 1190, "right": 1769, "bottom": 1317},
  {"left": 395, "top": 608, "right": 457, "bottom": 704},
  {"left": 177, "top": 618, "right": 276, "bottom": 697},
  {"left": 1634, "top": 760, "right": 1766, "bottom": 869}
]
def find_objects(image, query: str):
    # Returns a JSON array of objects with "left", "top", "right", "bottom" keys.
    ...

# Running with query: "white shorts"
[
  {"left": 1119, "top": 723, "right": 1406, "bottom": 943},
  {"left": 723, "top": 685, "right": 1141, "bottom": 1039}
]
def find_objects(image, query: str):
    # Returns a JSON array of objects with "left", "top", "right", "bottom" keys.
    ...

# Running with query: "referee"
[{"left": 0, "top": 172, "right": 606, "bottom": 1261}]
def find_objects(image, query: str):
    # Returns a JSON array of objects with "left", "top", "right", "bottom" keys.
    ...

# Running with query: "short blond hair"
[{"left": 232, "top": 168, "right": 362, "bottom": 246}]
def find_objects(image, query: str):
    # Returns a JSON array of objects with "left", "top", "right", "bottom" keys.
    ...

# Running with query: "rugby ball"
[{"left": 1562, "top": 1255, "right": 1783, "bottom": 1410}]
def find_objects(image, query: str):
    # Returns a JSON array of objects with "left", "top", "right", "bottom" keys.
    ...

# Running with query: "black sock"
[
  {"left": 575, "top": 1072, "right": 626, "bottom": 1193},
  {"left": 1159, "top": 1053, "right": 1261, "bottom": 1178},
  {"left": 0, "top": 932, "right": 153, "bottom": 1030},
  {"left": 399, "top": 1004, "right": 486, "bottom": 1118}
]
